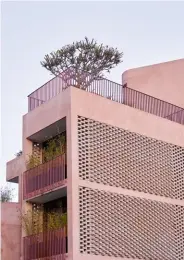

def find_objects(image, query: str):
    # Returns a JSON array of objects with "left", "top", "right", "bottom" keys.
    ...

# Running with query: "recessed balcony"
[
  {"left": 23, "top": 197, "right": 67, "bottom": 260},
  {"left": 23, "top": 153, "right": 67, "bottom": 201},
  {"left": 23, "top": 227, "right": 67, "bottom": 260}
]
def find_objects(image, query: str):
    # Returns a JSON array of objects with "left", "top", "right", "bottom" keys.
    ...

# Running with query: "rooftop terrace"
[{"left": 28, "top": 69, "right": 184, "bottom": 126}]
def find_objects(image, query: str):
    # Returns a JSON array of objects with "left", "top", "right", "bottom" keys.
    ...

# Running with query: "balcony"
[
  {"left": 28, "top": 69, "right": 184, "bottom": 126},
  {"left": 23, "top": 227, "right": 67, "bottom": 260},
  {"left": 23, "top": 154, "right": 67, "bottom": 201},
  {"left": 6, "top": 154, "right": 25, "bottom": 183}
]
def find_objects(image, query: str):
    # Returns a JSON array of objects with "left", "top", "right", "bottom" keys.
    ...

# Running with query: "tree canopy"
[
  {"left": 0, "top": 185, "right": 14, "bottom": 202},
  {"left": 41, "top": 37, "right": 123, "bottom": 89}
]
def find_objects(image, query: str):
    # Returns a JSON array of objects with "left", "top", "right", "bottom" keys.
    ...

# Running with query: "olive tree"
[{"left": 41, "top": 37, "right": 123, "bottom": 89}]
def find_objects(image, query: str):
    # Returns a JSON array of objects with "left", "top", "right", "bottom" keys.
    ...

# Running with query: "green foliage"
[
  {"left": 0, "top": 185, "right": 14, "bottom": 202},
  {"left": 43, "top": 135, "right": 66, "bottom": 163},
  {"left": 15, "top": 150, "right": 22, "bottom": 157},
  {"left": 26, "top": 154, "right": 41, "bottom": 170},
  {"left": 47, "top": 212, "right": 67, "bottom": 231},
  {"left": 19, "top": 204, "right": 67, "bottom": 236},
  {"left": 41, "top": 37, "right": 123, "bottom": 89},
  {"left": 18, "top": 204, "right": 44, "bottom": 235},
  {"left": 26, "top": 134, "right": 66, "bottom": 169}
]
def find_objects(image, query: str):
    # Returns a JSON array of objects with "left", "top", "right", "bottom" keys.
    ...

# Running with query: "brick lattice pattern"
[
  {"left": 79, "top": 187, "right": 184, "bottom": 260},
  {"left": 78, "top": 116, "right": 184, "bottom": 200},
  {"left": 77, "top": 116, "right": 184, "bottom": 259}
]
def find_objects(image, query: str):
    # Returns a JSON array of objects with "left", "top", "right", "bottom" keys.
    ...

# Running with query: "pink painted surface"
[
  {"left": 5, "top": 58, "right": 184, "bottom": 260},
  {"left": 23, "top": 87, "right": 71, "bottom": 140},
  {"left": 70, "top": 87, "right": 184, "bottom": 147},
  {"left": 68, "top": 86, "right": 184, "bottom": 259},
  {"left": 23, "top": 153, "right": 66, "bottom": 200},
  {"left": 21, "top": 85, "right": 184, "bottom": 259},
  {"left": 6, "top": 155, "right": 25, "bottom": 182},
  {"left": 23, "top": 228, "right": 67, "bottom": 260},
  {"left": 1, "top": 202, "right": 21, "bottom": 260},
  {"left": 122, "top": 58, "right": 184, "bottom": 107},
  {"left": 75, "top": 254, "right": 144, "bottom": 260}
]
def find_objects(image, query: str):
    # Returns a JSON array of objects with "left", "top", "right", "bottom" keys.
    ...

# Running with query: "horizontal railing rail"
[
  {"left": 164, "top": 109, "right": 184, "bottom": 125},
  {"left": 27, "top": 69, "right": 184, "bottom": 126},
  {"left": 23, "top": 153, "right": 66, "bottom": 200},
  {"left": 23, "top": 228, "right": 67, "bottom": 260},
  {"left": 28, "top": 97, "right": 45, "bottom": 112},
  {"left": 28, "top": 74, "right": 123, "bottom": 111},
  {"left": 123, "top": 87, "right": 184, "bottom": 122}
]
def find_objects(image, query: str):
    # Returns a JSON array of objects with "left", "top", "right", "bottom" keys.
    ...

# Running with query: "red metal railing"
[
  {"left": 28, "top": 76, "right": 65, "bottom": 111},
  {"left": 28, "top": 97, "right": 45, "bottom": 112},
  {"left": 23, "top": 228, "right": 67, "bottom": 260},
  {"left": 165, "top": 109, "right": 184, "bottom": 125},
  {"left": 23, "top": 154, "right": 66, "bottom": 200},
  {"left": 124, "top": 87, "right": 184, "bottom": 124},
  {"left": 28, "top": 74, "right": 123, "bottom": 111},
  {"left": 28, "top": 69, "right": 184, "bottom": 126}
]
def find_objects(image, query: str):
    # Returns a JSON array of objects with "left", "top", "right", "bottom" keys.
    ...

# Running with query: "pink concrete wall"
[
  {"left": 6, "top": 155, "right": 25, "bottom": 182},
  {"left": 68, "top": 87, "right": 184, "bottom": 260},
  {"left": 23, "top": 87, "right": 71, "bottom": 140},
  {"left": 15, "top": 58, "right": 184, "bottom": 260},
  {"left": 1, "top": 202, "right": 21, "bottom": 260},
  {"left": 21, "top": 87, "right": 71, "bottom": 260},
  {"left": 76, "top": 253, "right": 147, "bottom": 260},
  {"left": 22, "top": 86, "right": 184, "bottom": 260},
  {"left": 122, "top": 58, "right": 184, "bottom": 108},
  {"left": 70, "top": 87, "right": 184, "bottom": 147}
]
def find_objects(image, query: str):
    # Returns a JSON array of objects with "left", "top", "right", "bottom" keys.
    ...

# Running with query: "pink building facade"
[{"left": 2, "top": 59, "right": 184, "bottom": 260}]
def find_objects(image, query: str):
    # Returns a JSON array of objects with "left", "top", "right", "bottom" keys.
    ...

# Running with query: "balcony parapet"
[
  {"left": 23, "top": 227, "right": 67, "bottom": 260},
  {"left": 23, "top": 154, "right": 66, "bottom": 200},
  {"left": 6, "top": 154, "right": 25, "bottom": 183}
]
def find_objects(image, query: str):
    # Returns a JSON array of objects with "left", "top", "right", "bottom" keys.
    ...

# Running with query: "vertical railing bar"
[
  {"left": 150, "top": 95, "right": 153, "bottom": 114},
  {"left": 145, "top": 93, "right": 148, "bottom": 112},
  {"left": 28, "top": 72, "right": 184, "bottom": 125},
  {"left": 134, "top": 90, "right": 137, "bottom": 109},
  {"left": 129, "top": 88, "right": 131, "bottom": 107},
  {"left": 144, "top": 93, "right": 147, "bottom": 113},
  {"left": 63, "top": 153, "right": 65, "bottom": 181},
  {"left": 24, "top": 153, "right": 66, "bottom": 200},
  {"left": 134, "top": 90, "right": 138, "bottom": 110},
  {"left": 158, "top": 99, "right": 161, "bottom": 117},
  {"left": 60, "top": 155, "right": 62, "bottom": 182}
]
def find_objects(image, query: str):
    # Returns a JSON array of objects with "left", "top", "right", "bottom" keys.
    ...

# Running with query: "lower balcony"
[
  {"left": 23, "top": 154, "right": 67, "bottom": 201},
  {"left": 23, "top": 228, "right": 67, "bottom": 260}
]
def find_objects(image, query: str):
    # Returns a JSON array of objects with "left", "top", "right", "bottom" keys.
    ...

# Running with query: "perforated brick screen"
[
  {"left": 79, "top": 187, "right": 184, "bottom": 260},
  {"left": 78, "top": 116, "right": 184, "bottom": 200}
]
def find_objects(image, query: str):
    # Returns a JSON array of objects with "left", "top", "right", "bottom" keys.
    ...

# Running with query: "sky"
[{"left": 1, "top": 1, "right": 184, "bottom": 200}]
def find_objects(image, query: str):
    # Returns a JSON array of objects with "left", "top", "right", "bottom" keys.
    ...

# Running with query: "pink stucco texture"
[{"left": 1, "top": 202, "right": 21, "bottom": 260}]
